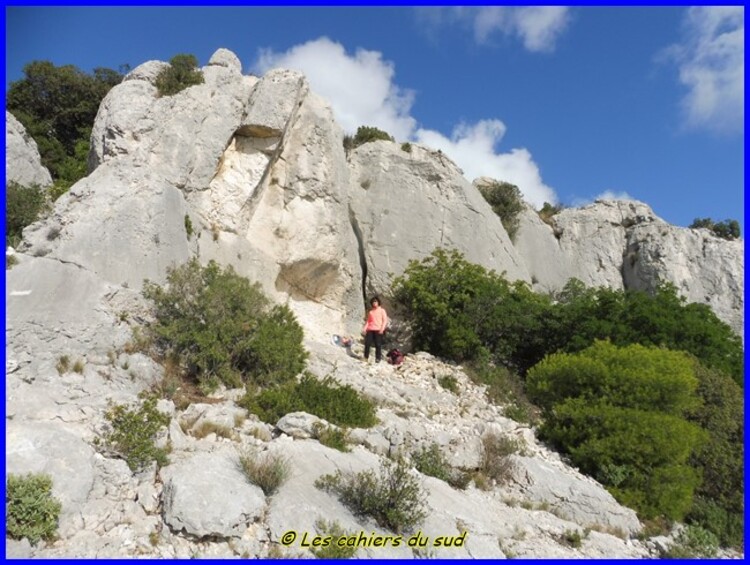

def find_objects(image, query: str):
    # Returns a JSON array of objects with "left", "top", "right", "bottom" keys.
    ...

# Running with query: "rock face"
[
  {"left": 514, "top": 200, "right": 744, "bottom": 337},
  {"left": 5, "top": 111, "right": 52, "bottom": 188},
  {"left": 349, "top": 143, "right": 530, "bottom": 302}
]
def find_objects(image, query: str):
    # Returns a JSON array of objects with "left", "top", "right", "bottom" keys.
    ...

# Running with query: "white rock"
[
  {"left": 5, "top": 111, "right": 52, "bottom": 188},
  {"left": 161, "top": 451, "right": 266, "bottom": 538}
]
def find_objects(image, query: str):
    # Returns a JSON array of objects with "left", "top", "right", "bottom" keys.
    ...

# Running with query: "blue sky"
[{"left": 5, "top": 6, "right": 745, "bottom": 232}]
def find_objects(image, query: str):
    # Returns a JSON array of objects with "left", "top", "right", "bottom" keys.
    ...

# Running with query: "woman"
[{"left": 362, "top": 296, "right": 388, "bottom": 363}]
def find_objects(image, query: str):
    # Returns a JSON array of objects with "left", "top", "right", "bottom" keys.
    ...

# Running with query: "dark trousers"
[{"left": 364, "top": 331, "right": 383, "bottom": 361}]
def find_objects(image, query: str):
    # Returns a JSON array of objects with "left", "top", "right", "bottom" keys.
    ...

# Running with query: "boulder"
[
  {"left": 505, "top": 455, "right": 642, "bottom": 536},
  {"left": 161, "top": 451, "right": 266, "bottom": 538},
  {"left": 5, "top": 111, "right": 52, "bottom": 188}
]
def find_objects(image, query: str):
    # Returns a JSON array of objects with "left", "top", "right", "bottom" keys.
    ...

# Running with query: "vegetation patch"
[
  {"left": 155, "top": 54, "right": 204, "bottom": 97},
  {"left": 313, "top": 423, "right": 351, "bottom": 453},
  {"left": 661, "top": 525, "right": 719, "bottom": 558},
  {"left": 96, "top": 395, "right": 170, "bottom": 472},
  {"left": 689, "top": 217, "right": 740, "bottom": 240},
  {"left": 6, "top": 473, "right": 62, "bottom": 545},
  {"left": 527, "top": 341, "right": 705, "bottom": 521},
  {"left": 311, "top": 519, "right": 358, "bottom": 559},
  {"left": 242, "top": 373, "right": 377, "bottom": 429},
  {"left": 143, "top": 259, "right": 307, "bottom": 393},
  {"left": 437, "top": 375, "right": 459, "bottom": 394},
  {"left": 411, "top": 442, "right": 470, "bottom": 489},
  {"left": 477, "top": 180, "right": 524, "bottom": 241},
  {"left": 238, "top": 450, "right": 290, "bottom": 496},
  {"left": 6, "top": 182, "right": 48, "bottom": 248},
  {"left": 476, "top": 432, "right": 522, "bottom": 487},
  {"left": 316, "top": 457, "right": 427, "bottom": 533}
]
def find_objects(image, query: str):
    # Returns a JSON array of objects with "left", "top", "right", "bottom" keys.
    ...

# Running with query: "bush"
[
  {"left": 312, "top": 519, "right": 358, "bottom": 558},
  {"left": 437, "top": 375, "right": 459, "bottom": 394},
  {"left": 527, "top": 342, "right": 708, "bottom": 521},
  {"left": 314, "top": 423, "right": 351, "bottom": 453},
  {"left": 400, "top": 142, "right": 412, "bottom": 153},
  {"left": 315, "top": 457, "right": 426, "bottom": 533},
  {"left": 477, "top": 180, "right": 524, "bottom": 241},
  {"left": 143, "top": 259, "right": 307, "bottom": 392},
  {"left": 392, "top": 248, "right": 550, "bottom": 367},
  {"left": 242, "top": 374, "right": 377, "bottom": 429},
  {"left": 6, "top": 473, "right": 62, "bottom": 545},
  {"left": 97, "top": 396, "right": 170, "bottom": 472},
  {"left": 662, "top": 525, "right": 719, "bottom": 558},
  {"left": 412, "top": 443, "right": 452, "bottom": 483},
  {"left": 547, "top": 280, "right": 743, "bottom": 386},
  {"left": 538, "top": 201, "right": 564, "bottom": 226},
  {"left": 6, "top": 182, "right": 48, "bottom": 247},
  {"left": 238, "top": 450, "right": 290, "bottom": 496},
  {"left": 155, "top": 54, "right": 204, "bottom": 97},
  {"left": 526, "top": 341, "right": 699, "bottom": 416},
  {"left": 689, "top": 217, "right": 740, "bottom": 240},
  {"left": 352, "top": 125, "right": 394, "bottom": 148},
  {"left": 684, "top": 361, "right": 743, "bottom": 547},
  {"left": 7, "top": 62, "right": 124, "bottom": 185}
]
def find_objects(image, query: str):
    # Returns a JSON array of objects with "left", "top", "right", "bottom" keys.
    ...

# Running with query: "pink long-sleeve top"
[{"left": 363, "top": 306, "right": 388, "bottom": 333}]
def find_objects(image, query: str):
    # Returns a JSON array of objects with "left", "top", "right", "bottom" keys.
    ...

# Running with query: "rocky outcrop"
[
  {"left": 514, "top": 200, "right": 743, "bottom": 337},
  {"left": 349, "top": 142, "right": 530, "bottom": 303},
  {"left": 5, "top": 111, "right": 52, "bottom": 188}
]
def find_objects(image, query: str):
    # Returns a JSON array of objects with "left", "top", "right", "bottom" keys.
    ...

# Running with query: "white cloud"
[
  {"left": 415, "top": 121, "right": 556, "bottom": 208},
  {"left": 595, "top": 190, "right": 634, "bottom": 201},
  {"left": 666, "top": 6, "right": 744, "bottom": 135},
  {"left": 256, "top": 37, "right": 416, "bottom": 140},
  {"left": 255, "top": 38, "right": 557, "bottom": 208},
  {"left": 417, "top": 7, "right": 571, "bottom": 52}
]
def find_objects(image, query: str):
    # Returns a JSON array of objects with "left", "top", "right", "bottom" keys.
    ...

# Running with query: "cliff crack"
[{"left": 348, "top": 205, "right": 368, "bottom": 307}]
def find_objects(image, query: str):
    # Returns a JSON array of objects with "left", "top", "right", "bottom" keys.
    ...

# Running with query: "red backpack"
[{"left": 387, "top": 349, "right": 404, "bottom": 366}]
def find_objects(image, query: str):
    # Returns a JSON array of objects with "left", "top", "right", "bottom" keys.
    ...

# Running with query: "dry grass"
[{"left": 239, "top": 450, "right": 290, "bottom": 496}]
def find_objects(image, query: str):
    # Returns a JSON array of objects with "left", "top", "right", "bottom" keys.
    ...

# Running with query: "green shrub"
[
  {"left": 316, "top": 457, "right": 426, "bottom": 533},
  {"left": 558, "top": 529, "right": 586, "bottom": 549},
  {"left": 400, "top": 142, "right": 412, "bottom": 153},
  {"left": 6, "top": 254, "right": 19, "bottom": 269},
  {"left": 689, "top": 217, "right": 740, "bottom": 240},
  {"left": 238, "top": 450, "right": 290, "bottom": 496},
  {"left": 6, "top": 182, "right": 48, "bottom": 247},
  {"left": 155, "top": 54, "right": 204, "bottom": 97},
  {"left": 437, "top": 375, "right": 459, "bottom": 394},
  {"left": 97, "top": 396, "right": 170, "bottom": 472},
  {"left": 684, "top": 361, "right": 744, "bottom": 548},
  {"left": 526, "top": 341, "right": 699, "bottom": 416},
  {"left": 143, "top": 259, "right": 307, "bottom": 392},
  {"left": 539, "top": 398, "right": 703, "bottom": 520},
  {"left": 547, "top": 280, "right": 743, "bottom": 386},
  {"left": 351, "top": 125, "right": 394, "bottom": 148},
  {"left": 6, "top": 473, "right": 62, "bottom": 545},
  {"left": 184, "top": 214, "right": 193, "bottom": 239},
  {"left": 538, "top": 201, "right": 563, "bottom": 226},
  {"left": 477, "top": 180, "right": 524, "bottom": 241},
  {"left": 662, "top": 525, "right": 719, "bottom": 558},
  {"left": 392, "top": 248, "right": 550, "bottom": 367},
  {"left": 412, "top": 443, "right": 452, "bottom": 483},
  {"left": 312, "top": 519, "right": 358, "bottom": 558},
  {"left": 527, "top": 342, "right": 707, "bottom": 521},
  {"left": 314, "top": 423, "right": 351, "bottom": 453},
  {"left": 243, "top": 374, "right": 377, "bottom": 428}
]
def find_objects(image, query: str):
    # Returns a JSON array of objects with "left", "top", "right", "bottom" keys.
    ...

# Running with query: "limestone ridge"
[{"left": 515, "top": 200, "right": 744, "bottom": 337}]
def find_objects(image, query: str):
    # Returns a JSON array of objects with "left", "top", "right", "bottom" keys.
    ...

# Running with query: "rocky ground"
[{"left": 6, "top": 268, "right": 694, "bottom": 558}]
